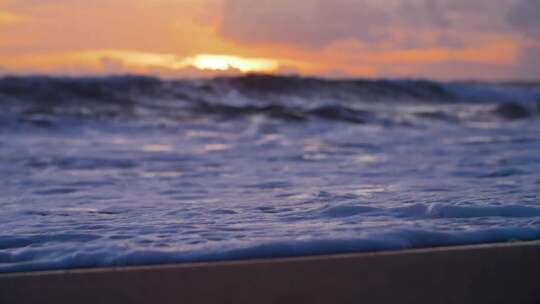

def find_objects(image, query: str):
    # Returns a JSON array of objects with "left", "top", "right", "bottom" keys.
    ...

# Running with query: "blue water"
[{"left": 1, "top": 75, "right": 540, "bottom": 272}]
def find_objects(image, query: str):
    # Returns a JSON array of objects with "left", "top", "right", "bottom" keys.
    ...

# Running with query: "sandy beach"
[{"left": 1, "top": 241, "right": 538, "bottom": 304}]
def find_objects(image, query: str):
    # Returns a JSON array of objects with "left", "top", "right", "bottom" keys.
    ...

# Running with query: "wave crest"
[{"left": 1, "top": 74, "right": 539, "bottom": 125}]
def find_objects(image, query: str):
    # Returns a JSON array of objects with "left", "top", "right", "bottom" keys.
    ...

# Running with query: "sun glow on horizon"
[
  {"left": 0, "top": 10, "right": 24, "bottom": 24},
  {"left": 80, "top": 51, "right": 280, "bottom": 74},
  {"left": 186, "top": 54, "right": 279, "bottom": 73},
  {"left": 2, "top": 50, "right": 281, "bottom": 76}
]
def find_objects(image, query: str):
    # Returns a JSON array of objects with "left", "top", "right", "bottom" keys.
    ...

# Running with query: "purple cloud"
[
  {"left": 508, "top": 0, "right": 540, "bottom": 40},
  {"left": 220, "top": 0, "right": 520, "bottom": 49}
]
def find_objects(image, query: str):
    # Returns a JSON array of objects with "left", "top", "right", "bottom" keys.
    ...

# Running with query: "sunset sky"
[{"left": 1, "top": 0, "right": 539, "bottom": 80}]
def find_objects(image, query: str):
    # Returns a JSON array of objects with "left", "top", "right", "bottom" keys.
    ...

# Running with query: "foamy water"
[{"left": 1, "top": 75, "right": 539, "bottom": 272}]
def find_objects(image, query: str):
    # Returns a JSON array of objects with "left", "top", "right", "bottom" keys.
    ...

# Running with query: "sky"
[{"left": 1, "top": 0, "right": 539, "bottom": 80}]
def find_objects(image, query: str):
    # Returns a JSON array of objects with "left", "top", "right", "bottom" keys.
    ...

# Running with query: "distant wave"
[{"left": 1, "top": 74, "right": 539, "bottom": 125}]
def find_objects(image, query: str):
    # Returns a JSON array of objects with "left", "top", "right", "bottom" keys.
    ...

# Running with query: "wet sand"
[{"left": 1, "top": 241, "right": 539, "bottom": 304}]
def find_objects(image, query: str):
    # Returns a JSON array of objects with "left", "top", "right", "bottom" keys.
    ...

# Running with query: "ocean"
[{"left": 1, "top": 74, "right": 539, "bottom": 272}]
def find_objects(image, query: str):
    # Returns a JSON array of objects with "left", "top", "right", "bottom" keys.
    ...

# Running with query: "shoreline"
[{"left": 1, "top": 240, "right": 539, "bottom": 303}]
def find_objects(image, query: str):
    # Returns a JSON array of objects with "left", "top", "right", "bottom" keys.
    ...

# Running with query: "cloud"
[
  {"left": 0, "top": 49, "right": 281, "bottom": 78},
  {"left": 507, "top": 0, "right": 540, "bottom": 41},
  {"left": 2, "top": 0, "right": 539, "bottom": 79},
  {"left": 219, "top": 0, "right": 540, "bottom": 79},
  {"left": 0, "top": 9, "right": 25, "bottom": 25},
  {"left": 377, "top": 61, "right": 521, "bottom": 81},
  {"left": 515, "top": 45, "right": 540, "bottom": 80},
  {"left": 0, "top": 0, "right": 219, "bottom": 55},
  {"left": 220, "top": 0, "right": 399, "bottom": 48},
  {"left": 506, "top": 0, "right": 540, "bottom": 79},
  {"left": 220, "top": 0, "right": 518, "bottom": 49}
]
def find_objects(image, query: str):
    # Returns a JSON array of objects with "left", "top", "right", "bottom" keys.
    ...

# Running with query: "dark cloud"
[
  {"left": 220, "top": 0, "right": 399, "bottom": 48},
  {"left": 220, "top": 0, "right": 540, "bottom": 79},
  {"left": 508, "top": 0, "right": 540, "bottom": 40},
  {"left": 220, "top": 0, "right": 517, "bottom": 49},
  {"left": 506, "top": 0, "right": 540, "bottom": 79},
  {"left": 377, "top": 61, "right": 521, "bottom": 81},
  {"left": 433, "top": 33, "right": 465, "bottom": 49},
  {"left": 515, "top": 45, "right": 540, "bottom": 79}
]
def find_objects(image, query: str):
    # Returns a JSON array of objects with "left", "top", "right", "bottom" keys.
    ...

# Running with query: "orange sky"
[{"left": 1, "top": 0, "right": 539, "bottom": 80}]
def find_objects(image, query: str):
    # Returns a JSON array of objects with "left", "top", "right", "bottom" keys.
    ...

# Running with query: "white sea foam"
[{"left": 0, "top": 75, "right": 539, "bottom": 273}]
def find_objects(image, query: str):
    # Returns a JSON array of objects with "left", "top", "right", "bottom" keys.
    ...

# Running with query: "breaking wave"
[
  {"left": 1, "top": 74, "right": 539, "bottom": 125},
  {"left": 1, "top": 74, "right": 540, "bottom": 273}
]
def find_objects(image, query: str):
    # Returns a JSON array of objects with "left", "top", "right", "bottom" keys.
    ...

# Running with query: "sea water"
[{"left": 1, "top": 75, "right": 539, "bottom": 272}]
